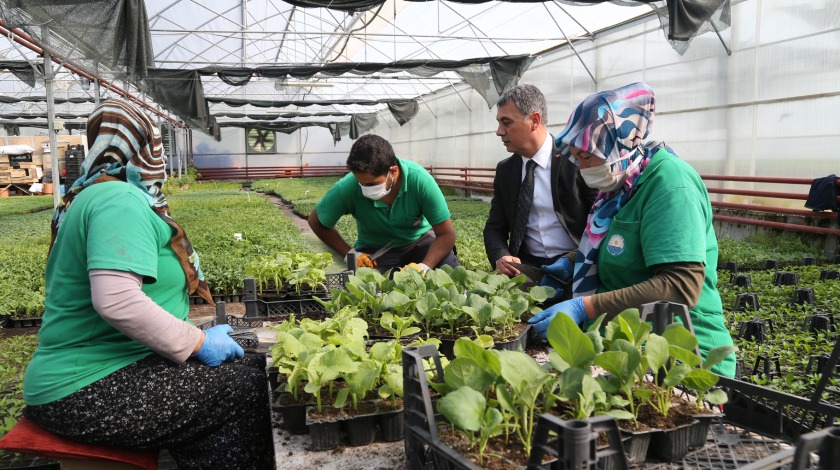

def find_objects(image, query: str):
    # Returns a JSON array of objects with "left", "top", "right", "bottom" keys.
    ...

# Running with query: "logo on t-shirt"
[{"left": 606, "top": 235, "right": 625, "bottom": 256}]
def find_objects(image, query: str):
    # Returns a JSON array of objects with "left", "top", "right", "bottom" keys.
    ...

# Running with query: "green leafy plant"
[
  {"left": 438, "top": 386, "right": 506, "bottom": 464},
  {"left": 379, "top": 312, "right": 421, "bottom": 341},
  {"left": 493, "top": 350, "right": 551, "bottom": 456}
]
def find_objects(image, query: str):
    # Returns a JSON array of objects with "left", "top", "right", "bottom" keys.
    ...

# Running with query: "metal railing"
[
  {"left": 195, "top": 163, "right": 839, "bottom": 236},
  {"left": 196, "top": 165, "right": 347, "bottom": 180}
]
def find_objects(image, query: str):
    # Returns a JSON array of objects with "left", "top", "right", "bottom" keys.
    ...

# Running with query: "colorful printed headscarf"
[
  {"left": 51, "top": 99, "right": 214, "bottom": 304},
  {"left": 555, "top": 82, "right": 670, "bottom": 296}
]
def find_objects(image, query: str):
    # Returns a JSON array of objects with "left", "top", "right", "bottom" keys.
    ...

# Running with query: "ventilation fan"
[{"left": 246, "top": 128, "right": 276, "bottom": 154}]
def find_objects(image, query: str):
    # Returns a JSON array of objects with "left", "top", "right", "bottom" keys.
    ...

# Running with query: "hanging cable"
[{"left": 327, "top": 3, "right": 385, "bottom": 63}]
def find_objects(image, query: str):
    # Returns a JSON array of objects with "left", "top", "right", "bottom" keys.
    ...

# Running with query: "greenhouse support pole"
[
  {"left": 180, "top": 128, "right": 186, "bottom": 177},
  {"left": 42, "top": 26, "right": 61, "bottom": 208},
  {"left": 187, "top": 129, "right": 193, "bottom": 168},
  {"left": 93, "top": 64, "right": 101, "bottom": 106}
]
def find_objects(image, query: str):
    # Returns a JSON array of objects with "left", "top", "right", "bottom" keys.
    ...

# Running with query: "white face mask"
[
  {"left": 359, "top": 173, "right": 393, "bottom": 200},
  {"left": 580, "top": 163, "right": 627, "bottom": 192}
]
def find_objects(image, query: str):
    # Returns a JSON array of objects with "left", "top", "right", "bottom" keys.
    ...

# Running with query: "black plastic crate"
[
  {"left": 242, "top": 271, "right": 350, "bottom": 319},
  {"left": 402, "top": 344, "right": 840, "bottom": 470},
  {"left": 195, "top": 304, "right": 263, "bottom": 352}
]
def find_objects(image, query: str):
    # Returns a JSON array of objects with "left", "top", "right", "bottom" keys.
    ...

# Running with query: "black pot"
[
  {"left": 751, "top": 355, "right": 782, "bottom": 378},
  {"left": 307, "top": 420, "right": 341, "bottom": 451},
  {"left": 436, "top": 337, "right": 457, "bottom": 361},
  {"left": 436, "top": 324, "right": 532, "bottom": 360},
  {"left": 344, "top": 414, "right": 377, "bottom": 446},
  {"left": 804, "top": 314, "right": 834, "bottom": 334},
  {"left": 733, "top": 293, "right": 760, "bottom": 311},
  {"left": 820, "top": 269, "right": 840, "bottom": 281},
  {"left": 647, "top": 420, "right": 696, "bottom": 461},
  {"left": 793, "top": 288, "right": 816, "bottom": 305},
  {"left": 720, "top": 261, "right": 738, "bottom": 273},
  {"left": 493, "top": 324, "right": 532, "bottom": 353},
  {"left": 619, "top": 427, "right": 656, "bottom": 464},
  {"left": 377, "top": 408, "right": 404, "bottom": 442},
  {"left": 688, "top": 413, "right": 715, "bottom": 449},
  {"left": 731, "top": 274, "right": 752, "bottom": 289},
  {"left": 763, "top": 259, "right": 779, "bottom": 270},
  {"left": 737, "top": 318, "right": 773, "bottom": 343},
  {"left": 278, "top": 402, "right": 309, "bottom": 435},
  {"left": 773, "top": 271, "right": 798, "bottom": 286}
]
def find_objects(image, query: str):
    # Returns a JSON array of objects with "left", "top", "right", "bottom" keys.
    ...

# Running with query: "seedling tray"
[
  {"left": 195, "top": 314, "right": 262, "bottom": 351},
  {"left": 436, "top": 324, "right": 531, "bottom": 360},
  {"left": 402, "top": 345, "right": 840, "bottom": 470},
  {"left": 242, "top": 272, "right": 350, "bottom": 319},
  {"left": 4, "top": 317, "right": 42, "bottom": 328}
]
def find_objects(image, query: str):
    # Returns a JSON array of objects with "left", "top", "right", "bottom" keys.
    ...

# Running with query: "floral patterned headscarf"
[
  {"left": 555, "top": 82, "right": 671, "bottom": 296},
  {"left": 51, "top": 99, "right": 214, "bottom": 304}
]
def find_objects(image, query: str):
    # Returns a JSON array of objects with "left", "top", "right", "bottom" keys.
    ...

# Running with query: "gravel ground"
[{"left": 272, "top": 425, "right": 406, "bottom": 470}]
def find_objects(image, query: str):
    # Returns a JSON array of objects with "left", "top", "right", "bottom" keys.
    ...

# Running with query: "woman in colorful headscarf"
[
  {"left": 528, "top": 83, "right": 735, "bottom": 377},
  {"left": 22, "top": 99, "right": 274, "bottom": 469}
]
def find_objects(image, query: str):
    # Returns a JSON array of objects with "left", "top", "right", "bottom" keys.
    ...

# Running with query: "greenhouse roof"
[{"left": 0, "top": 0, "right": 730, "bottom": 137}]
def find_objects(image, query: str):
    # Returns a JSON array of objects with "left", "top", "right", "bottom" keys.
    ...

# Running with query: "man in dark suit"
[{"left": 484, "top": 84, "right": 596, "bottom": 294}]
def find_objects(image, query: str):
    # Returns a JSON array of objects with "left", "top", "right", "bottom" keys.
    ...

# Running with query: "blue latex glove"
[
  {"left": 541, "top": 257, "right": 572, "bottom": 283},
  {"left": 528, "top": 297, "right": 588, "bottom": 339},
  {"left": 540, "top": 258, "right": 572, "bottom": 301},
  {"left": 194, "top": 325, "right": 244, "bottom": 367}
]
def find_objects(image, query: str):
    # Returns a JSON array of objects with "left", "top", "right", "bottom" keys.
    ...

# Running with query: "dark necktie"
[{"left": 509, "top": 159, "right": 536, "bottom": 257}]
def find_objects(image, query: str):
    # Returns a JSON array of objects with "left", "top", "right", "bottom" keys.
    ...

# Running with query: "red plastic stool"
[{"left": 0, "top": 417, "right": 159, "bottom": 470}]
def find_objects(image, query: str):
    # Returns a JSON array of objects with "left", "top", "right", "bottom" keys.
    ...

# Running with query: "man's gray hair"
[{"left": 497, "top": 84, "right": 548, "bottom": 126}]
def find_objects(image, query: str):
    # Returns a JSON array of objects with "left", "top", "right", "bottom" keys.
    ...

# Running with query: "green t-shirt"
[
  {"left": 24, "top": 182, "right": 189, "bottom": 405},
  {"left": 597, "top": 149, "right": 735, "bottom": 377},
  {"left": 316, "top": 158, "right": 451, "bottom": 248}
]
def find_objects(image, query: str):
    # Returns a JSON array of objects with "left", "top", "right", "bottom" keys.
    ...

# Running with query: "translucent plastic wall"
[
  {"left": 191, "top": 0, "right": 838, "bottom": 208},
  {"left": 374, "top": 0, "right": 839, "bottom": 207},
  {"left": 192, "top": 125, "right": 352, "bottom": 170}
]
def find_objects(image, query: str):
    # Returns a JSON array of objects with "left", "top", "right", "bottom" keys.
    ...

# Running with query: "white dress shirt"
[{"left": 520, "top": 135, "right": 576, "bottom": 258}]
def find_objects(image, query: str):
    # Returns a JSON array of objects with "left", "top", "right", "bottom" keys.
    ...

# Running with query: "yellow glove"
[
  {"left": 356, "top": 252, "right": 377, "bottom": 268},
  {"left": 402, "top": 262, "right": 430, "bottom": 273}
]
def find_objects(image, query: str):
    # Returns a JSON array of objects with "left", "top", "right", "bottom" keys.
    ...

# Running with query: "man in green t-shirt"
[{"left": 308, "top": 134, "right": 458, "bottom": 273}]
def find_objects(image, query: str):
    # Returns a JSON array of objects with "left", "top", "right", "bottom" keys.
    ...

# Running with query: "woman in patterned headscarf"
[
  {"left": 528, "top": 83, "right": 735, "bottom": 377},
  {"left": 23, "top": 99, "right": 274, "bottom": 469}
]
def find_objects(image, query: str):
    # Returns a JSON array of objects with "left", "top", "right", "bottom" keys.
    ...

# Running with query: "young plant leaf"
[
  {"left": 644, "top": 334, "right": 670, "bottom": 373},
  {"left": 444, "top": 357, "right": 497, "bottom": 393},
  {"left": 438, "top": 386, "right": 486, "bottom": 432},
  {"left": 546, "top": 310, "right": 595, "bottom": 369}
]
